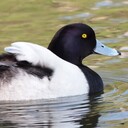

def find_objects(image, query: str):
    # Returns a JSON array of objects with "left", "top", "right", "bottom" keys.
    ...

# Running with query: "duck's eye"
[{"left": 82, "top": 34, "right": 87, "bottom": 39}]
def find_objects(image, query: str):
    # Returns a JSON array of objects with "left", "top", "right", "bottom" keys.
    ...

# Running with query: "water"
[
  {"left": 0, "top": 84, "right": 127, "bottom": 128},
  {"left": 95, "top": 0, "right": 127, "bottom": 8},
  {"left": 0, "top": 95, "right": 101, "bottom": 128},
  {"left": 0, "top": 0, "right": 128, "bottom": 127}
]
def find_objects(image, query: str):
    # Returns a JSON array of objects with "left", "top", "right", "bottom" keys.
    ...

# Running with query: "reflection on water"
[
  {"left": 0, "top": 94, "right": 102, "bottom": 128},
  {"left": 0, "top": 84, "right": 128, "bottom": 128}
]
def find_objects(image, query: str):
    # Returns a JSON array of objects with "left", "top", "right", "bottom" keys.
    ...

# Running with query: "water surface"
[{"left": 0, "top": 0, "right": 128, "bottom": 127}]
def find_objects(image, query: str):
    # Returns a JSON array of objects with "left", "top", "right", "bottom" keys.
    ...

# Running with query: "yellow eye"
[{"left": 82, "top": 34, "right": 87, "bottom": 39}]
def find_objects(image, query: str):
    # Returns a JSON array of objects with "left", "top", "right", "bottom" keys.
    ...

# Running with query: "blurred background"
[{"left": 0, "top": 0, "right": 127, "bottom": 47}]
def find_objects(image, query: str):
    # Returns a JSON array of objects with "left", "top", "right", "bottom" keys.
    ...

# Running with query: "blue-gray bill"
[{"left": 94, "top": 40, "right": 121, "bottom": 56}]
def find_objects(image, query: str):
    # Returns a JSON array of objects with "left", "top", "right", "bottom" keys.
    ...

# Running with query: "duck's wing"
[
  {"left": 4, "top": 42, "right": 62, "bottom": 69},
  {"left": 5, "top": 42, "right": 39, "bottom": 65}
]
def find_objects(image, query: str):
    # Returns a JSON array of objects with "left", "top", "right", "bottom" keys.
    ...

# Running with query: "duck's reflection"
[{"left": 0, "top": 94, "right": 102, "bottom": 128}]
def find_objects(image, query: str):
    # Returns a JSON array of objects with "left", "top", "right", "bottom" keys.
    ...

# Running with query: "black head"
[{"left": 48, "top": 23, "right": 97, "bottom": 65}]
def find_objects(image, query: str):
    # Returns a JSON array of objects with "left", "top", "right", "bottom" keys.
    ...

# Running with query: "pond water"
[
  {"left": 0, "top": 0, "right": 128, "bottom": 127},
  {"left": 0, "top": 81, "right": 127, "bottom": 128}
]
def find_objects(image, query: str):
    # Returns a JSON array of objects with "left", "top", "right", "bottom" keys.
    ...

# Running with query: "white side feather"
[{"left": 5, "top": 42, "right": 61, "bottom": 68}]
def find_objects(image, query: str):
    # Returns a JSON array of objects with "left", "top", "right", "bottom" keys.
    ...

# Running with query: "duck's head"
[{"left": 48, "top": 23, "right": 120, "bottom": 65}]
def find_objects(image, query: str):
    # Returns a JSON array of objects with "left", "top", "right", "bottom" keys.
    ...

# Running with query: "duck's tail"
[{"left": 0, "top": 54, "right": 17, "bottom": 82}]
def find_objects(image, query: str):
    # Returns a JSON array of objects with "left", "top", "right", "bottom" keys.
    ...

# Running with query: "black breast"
[{"left": 79, "top": 65, "right": 104, "bottom": 94}]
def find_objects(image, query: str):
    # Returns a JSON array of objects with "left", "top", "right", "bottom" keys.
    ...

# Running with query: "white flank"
[{"left": 0, "top": 42, "right": 89, "bottom": 100}]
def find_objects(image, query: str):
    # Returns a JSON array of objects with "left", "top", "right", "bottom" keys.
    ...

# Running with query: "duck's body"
[
  {"left": 0, "top": 43, "right": 88, "bottom": 100},
  {"left": 0, "top": 23, "right": 120, "bottom": 101}
]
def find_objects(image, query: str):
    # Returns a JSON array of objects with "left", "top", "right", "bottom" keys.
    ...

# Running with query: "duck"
[{"left": 0, "top": 23, "right": 120, "bottom": 101}]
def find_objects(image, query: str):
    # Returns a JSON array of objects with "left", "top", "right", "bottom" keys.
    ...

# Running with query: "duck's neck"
[
  {"left": 63, "top": 56, "right": 82, "bottom": 66},
  {"left": 48, "top": 47, "right": 82, "bottom": 65},
  {"left": 78, "top": 65, "right": 104, "bottom": 94}
]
